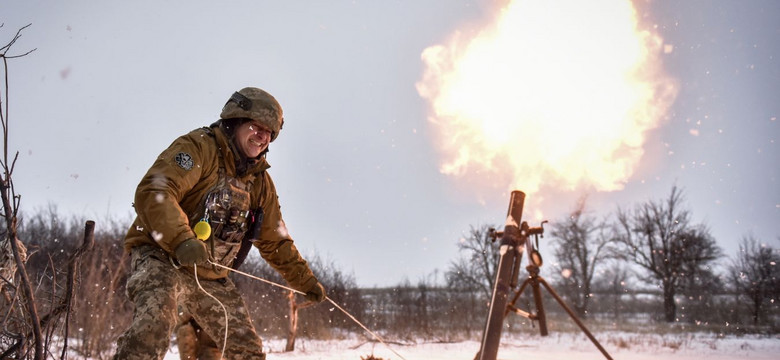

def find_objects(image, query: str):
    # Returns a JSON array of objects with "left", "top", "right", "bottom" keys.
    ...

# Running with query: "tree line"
[{"left": 447, "top": 186, "right": 779, "bottom": 331}]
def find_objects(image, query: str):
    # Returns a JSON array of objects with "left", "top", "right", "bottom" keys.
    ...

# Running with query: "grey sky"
[{"left": 4, "top": 0, "right": 778, "bottom": 287}]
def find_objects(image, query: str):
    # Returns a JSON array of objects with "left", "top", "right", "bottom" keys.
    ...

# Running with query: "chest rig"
[{"left": 196, "top": 133, "right": 258, "bottom": 272}]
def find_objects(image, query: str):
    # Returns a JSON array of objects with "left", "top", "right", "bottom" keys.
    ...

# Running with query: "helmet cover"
[{"left": 220, "top": 87, "right": 284, "bottom": 141}]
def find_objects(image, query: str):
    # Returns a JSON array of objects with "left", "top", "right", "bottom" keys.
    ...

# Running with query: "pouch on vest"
[{"left": 201, "top": 167, "right": 253, "bottom": 270}]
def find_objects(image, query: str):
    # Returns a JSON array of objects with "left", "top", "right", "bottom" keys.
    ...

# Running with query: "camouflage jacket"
[{"left": 123, "top": 123, "right": 317, "bottom": 291}]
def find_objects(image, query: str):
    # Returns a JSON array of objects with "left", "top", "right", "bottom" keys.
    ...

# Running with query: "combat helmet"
[{"left": 220, "top": 87, "right": 284, "bottom": 141}]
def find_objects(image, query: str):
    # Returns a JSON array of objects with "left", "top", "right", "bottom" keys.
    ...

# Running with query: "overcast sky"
[{"left": 4, "top": 0, "right": 778, "bottom": 287}]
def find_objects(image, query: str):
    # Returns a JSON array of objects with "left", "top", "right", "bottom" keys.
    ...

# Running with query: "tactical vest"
[
  {"left": 193, "top": 128, "right": 258, "bottom": 275},
  {"left": 201, "top": 166, "right": 253, "bottom": 271}
]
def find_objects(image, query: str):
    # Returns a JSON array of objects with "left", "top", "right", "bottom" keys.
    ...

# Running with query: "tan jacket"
[{"left": 124, "top": 124, "right": 317, "bottom": 291}]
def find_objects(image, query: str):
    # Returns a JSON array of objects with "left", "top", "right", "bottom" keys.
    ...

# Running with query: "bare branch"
[
  {"left": 4, "top": 49, "right": 37, "bottom": 59},
  {"left": 0, "top": 23, "right": 33, "bottom": 54}
]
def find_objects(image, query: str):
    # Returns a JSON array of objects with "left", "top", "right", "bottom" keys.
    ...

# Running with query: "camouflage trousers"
[{"left": 113, "top": 245, "right": 265, "bottom": 360}]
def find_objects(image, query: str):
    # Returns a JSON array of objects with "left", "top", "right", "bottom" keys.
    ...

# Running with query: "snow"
[{"left": 159, "top": 332, "right": 779, "bottom": 360}]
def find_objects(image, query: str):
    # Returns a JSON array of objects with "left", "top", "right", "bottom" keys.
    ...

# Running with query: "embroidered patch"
[{"left": 174, "top": 152, "right": 194, "bottom": 170}]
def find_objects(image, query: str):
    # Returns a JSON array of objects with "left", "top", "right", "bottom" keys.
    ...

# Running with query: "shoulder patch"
[{"left": 174, "top": 152, "right": 194, "bottom": 170}]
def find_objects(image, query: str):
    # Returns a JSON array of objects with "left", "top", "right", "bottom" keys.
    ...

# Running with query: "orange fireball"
[{"left": 417, "top": 0, "right": 678, "bottom": 205}]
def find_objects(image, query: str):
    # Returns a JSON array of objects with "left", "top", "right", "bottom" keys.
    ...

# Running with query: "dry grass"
[{"left": 360, "top": 354, "right": 386, "bottom": 360}]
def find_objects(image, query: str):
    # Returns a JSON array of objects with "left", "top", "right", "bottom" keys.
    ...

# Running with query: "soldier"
[{"left": 113, "top": 87, "right": 326, "bottom": 360}]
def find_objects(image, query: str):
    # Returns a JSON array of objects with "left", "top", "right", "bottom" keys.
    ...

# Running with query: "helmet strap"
[{"left": 226, "top": 92, "right": 253, "bottom": 111}]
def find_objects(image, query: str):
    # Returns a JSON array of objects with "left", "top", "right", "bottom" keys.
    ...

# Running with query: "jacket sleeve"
[
  {"left": 252, "top": 173, "right": 318, "bottom": 292},
  {"left": 134, "top": 132, "right": 208, "bottom": 254}
]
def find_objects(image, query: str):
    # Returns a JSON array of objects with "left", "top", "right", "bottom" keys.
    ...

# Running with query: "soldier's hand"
[
  {"left": 304, "top": 282, "right": 326, "bottom": 303},
  {"left": 175, "top": 239, "right": 209, "bottom": 266}
]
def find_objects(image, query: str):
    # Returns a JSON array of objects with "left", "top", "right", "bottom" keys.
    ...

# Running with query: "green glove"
[
  {"left": 304, "top": 282, "right": 326, "bottom": 303},
  {"left": 175, "top": 239, "right": 209, "bottom": 266}
]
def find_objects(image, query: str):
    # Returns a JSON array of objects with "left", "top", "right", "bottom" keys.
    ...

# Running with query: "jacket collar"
[{"left": 212, "top": 124, "right": 270, "bottom": 176}]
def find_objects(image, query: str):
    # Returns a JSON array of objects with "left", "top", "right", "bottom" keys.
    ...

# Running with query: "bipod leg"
[
  {"left": 505, "top": 278, "right": 542, "bottom": 322},
  {"left": 527, "top": 265, "right": 548, "bottom": 336},
  {"left": 504, "top": 277, "right": 530, "bottom": 317},
  {"left": 537, "top": 277, "right": 614, "bottom": 360}
]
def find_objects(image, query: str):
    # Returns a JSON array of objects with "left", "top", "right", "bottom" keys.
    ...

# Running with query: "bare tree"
[
  {"left": 0, "top": 23, "right": 44, "bottom": 359},
  {"left": 729, "top": 235, "right": 780, "bottom": 326},
  {"left": 289, "top": 253, "right": 362, "bottom": 348},
  {"left": 614, "top": 186, "right": 723, "bottom": 322},
  {"left": 445, "top": 224, "right": 499, "bottom": 301},
  {"left": 285, "top": 290, "right": 315, "bottom": 351},
  {"left": 549, "top": 196, "right": 615, "bottom": 318},
  {"left": 1, "top": 25, "right": 99, "bottom": 360},
  {"left": 592, "top": 261, "right": 630, "bottom": 321}
]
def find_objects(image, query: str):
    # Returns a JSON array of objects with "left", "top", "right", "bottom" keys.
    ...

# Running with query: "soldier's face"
[{"left": 235, "top": 121, "right": 271, "bottom": 158}]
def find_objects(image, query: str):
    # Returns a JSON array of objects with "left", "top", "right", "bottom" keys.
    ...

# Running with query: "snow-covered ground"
[{"left": 163, "top": 332, "right": 779, "bottom": 360}]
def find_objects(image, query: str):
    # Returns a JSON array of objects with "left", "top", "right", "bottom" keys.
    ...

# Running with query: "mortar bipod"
[
  {"left": 504, "top": 221, "right": 548, "bottom": 333},
  {"left": 503, "top": 220, "right": 614, "bottom": 360}
]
